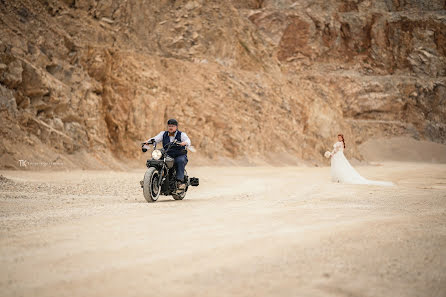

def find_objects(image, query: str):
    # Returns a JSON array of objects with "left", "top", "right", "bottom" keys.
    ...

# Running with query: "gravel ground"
[{"left": 0, "top": 163, "right": 445, "bottom": 297}]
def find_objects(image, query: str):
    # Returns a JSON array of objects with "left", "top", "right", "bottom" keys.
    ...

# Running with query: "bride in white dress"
[{"left": 329, "top": 134, "right": 394, "bottom": 186}]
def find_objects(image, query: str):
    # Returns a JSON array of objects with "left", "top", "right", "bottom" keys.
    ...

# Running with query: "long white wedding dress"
[{"left": 330, "top": 142, "right": 394, "bottom": 186}]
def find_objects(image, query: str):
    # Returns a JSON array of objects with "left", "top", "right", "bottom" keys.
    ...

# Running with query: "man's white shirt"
[{"left": 148, "top": 131, "right": 191, "bottom": 149}]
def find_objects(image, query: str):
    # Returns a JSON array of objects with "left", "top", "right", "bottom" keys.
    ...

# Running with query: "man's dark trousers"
[{"left": 174, "top": 155, "right": 188, "bottom": 181}]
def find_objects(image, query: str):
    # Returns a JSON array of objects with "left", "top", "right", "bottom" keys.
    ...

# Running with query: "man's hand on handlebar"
[
  {"left": 172, "top": 140, "right": 187, "bottom": 146},
  {"left": 143, "top": 139, "right": 155, "bottom": 145}
]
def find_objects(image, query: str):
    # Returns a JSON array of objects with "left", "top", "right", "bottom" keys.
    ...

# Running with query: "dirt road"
[{"left": 1, "top": 163, "right": 445, "bottom": 297}]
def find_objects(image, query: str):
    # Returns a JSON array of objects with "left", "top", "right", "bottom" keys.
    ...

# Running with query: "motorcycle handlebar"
[
  {"left": 142, "top": 139, "right": 155, "bottom": 146},
  {"left": 141, "top": 139, "right": 184, "bottom": 153},
  {"left": 141, "top": 139, "right": 155, "bottom": 153}
]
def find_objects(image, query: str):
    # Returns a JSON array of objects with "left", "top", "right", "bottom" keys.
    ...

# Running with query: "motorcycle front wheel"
[{"left": 143, "top": 167, "right": 161, "bottom": 202}]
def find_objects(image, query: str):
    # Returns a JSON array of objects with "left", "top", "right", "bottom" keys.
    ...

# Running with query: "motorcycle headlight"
[{"left": 151, "top": 149, "right": 162, "bottom": 160}]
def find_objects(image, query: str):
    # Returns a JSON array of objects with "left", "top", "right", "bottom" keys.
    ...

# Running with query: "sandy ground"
[
  {"left": 359, "top": 137, "right": 446, "bottom": 163},
  {"left": 0, "top": 163, "right": 445, "bottom": 297}
]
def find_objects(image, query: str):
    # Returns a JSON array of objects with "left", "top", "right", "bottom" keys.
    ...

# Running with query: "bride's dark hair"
[{"left": 338, "top": 134, "right": 345, "bottom": 148}]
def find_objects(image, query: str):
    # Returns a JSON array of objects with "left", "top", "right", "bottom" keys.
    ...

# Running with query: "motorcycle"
[{"left": 140, "top": 139, "right": 199, "bottom": 202}]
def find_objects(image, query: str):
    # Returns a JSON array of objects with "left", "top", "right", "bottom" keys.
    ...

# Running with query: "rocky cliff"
[{"left": 0, "top": 0, "right": 445, "bottom": 168}]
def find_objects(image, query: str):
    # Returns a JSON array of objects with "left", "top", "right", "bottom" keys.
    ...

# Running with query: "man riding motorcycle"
[{"left": 145, "top": 119, "right": 191, "bottom": 190}]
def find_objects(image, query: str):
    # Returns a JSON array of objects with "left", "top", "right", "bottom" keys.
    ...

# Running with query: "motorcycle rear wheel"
[
  {"left": 172, "top": 191, "right": 186, "bottom": 200},
  {"left": 172, "top": 170, "right": 187, "bottom": 200},
  {"left": 143, "top": 167, "right": 160, "bottom": 202}
]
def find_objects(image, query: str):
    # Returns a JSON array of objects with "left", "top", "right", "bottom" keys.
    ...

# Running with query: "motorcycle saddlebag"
[{"left": 189, "top": 177, "right": 199, "bottom": 186}]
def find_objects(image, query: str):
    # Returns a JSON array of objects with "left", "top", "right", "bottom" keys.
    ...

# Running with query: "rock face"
[{"left": 0, "top": 0, "right": 445, "bottom": 168}]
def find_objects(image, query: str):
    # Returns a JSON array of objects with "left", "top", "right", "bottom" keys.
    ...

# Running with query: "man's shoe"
[{"left": 177, "top": 180, "right": 186, "bottom": 191}]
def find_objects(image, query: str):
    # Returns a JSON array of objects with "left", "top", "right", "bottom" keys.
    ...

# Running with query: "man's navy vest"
[{"left": 162, "top": 131, "right": 187, "bottom": 158}]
